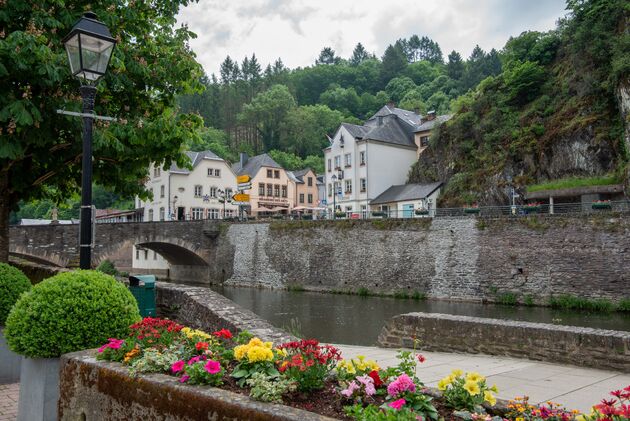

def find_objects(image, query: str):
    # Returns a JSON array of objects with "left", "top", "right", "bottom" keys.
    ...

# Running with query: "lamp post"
[
  {"left": 172, "top": 195, "right": 178, "bottom": 220},
  {"left": 217, "top": 189, "right": 231, "bottom": 219},
  {"left": 331, "top": 174, "right": 337, "bottom": 220},
  {"left": 62, "top": 12, "right": 116, "bottom": 269}
]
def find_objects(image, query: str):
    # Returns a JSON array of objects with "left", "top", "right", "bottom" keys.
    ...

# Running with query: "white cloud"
[{"left": 177, "top": 0, "right": 568, "bottom": 75}]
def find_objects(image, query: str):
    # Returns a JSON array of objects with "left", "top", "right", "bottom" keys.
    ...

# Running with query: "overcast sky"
[{"left": 177, "top": 0, "right": 569, "bottom": 76}]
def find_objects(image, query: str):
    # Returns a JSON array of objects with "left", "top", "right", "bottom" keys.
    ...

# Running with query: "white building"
[
  {"left": 135, "top": 150, "right": 239, "bottom": 222},
  {"left": 369, "top": 182, "right": 442, "bottom": 218},
  {"left": 323, "top": 105, "right": 450, "bottom": 217}
]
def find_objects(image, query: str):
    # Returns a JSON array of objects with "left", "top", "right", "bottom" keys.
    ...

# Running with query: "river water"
[{"left": 209, "top": 286, "right": 630, "bottom": 346}]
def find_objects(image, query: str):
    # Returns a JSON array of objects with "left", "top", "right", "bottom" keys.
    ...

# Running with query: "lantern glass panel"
[
  {"left": 79, "top": 33, "right": 114, "bottom": 81},
  {"left": 64, "top": 34, "right": 81, "bottom": 76}
]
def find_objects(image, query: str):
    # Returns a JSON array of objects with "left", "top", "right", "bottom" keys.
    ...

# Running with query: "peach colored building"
[
  {"left": 232, "top": 153, "right": 293, "bottom": 216},
  {"left": 288, "top": 168, "right": 320, "bottom": 213}
]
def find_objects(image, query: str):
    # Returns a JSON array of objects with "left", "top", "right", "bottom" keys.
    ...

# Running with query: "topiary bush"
[
  {"left": 5, "top": 270, "right": 141, "bottom": 358},
  {"left": 0, "top": 263, "right": 32, "bottom": 326}
]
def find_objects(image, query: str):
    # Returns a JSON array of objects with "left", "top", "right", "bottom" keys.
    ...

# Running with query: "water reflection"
[{"left": 209, "top": 286, "right": 630, "bottom": 346}]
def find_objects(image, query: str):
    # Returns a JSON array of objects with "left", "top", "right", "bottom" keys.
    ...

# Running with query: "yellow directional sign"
[
  {"left": 237, "top": 175, "right": 251, "bottom": 184},
  {"left": 232, "top": 193, "right": 250, "bottom": 202}
]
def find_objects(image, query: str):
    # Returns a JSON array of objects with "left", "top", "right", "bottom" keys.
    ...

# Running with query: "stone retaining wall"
[
  {"left": 58, "top": 351, "right": 335, "bottom": 421},
  {"left": 378, "top": 312, "right": 630, "bottom": 372},
  {"left": 156, "top": 282, "right": 295, "bottom": 344}
]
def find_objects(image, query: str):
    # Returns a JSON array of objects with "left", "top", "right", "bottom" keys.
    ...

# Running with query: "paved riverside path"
[
  {"left": 336, "top": 344, "right": 630, "bottom": 413},
  {"left": 1, "top": 348, "right": 628, "bottom": 418}
]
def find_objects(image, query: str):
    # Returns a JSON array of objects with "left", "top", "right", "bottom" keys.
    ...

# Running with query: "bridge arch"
[{"left": 134, "top": 241, "right": 208, "bottom": 266}]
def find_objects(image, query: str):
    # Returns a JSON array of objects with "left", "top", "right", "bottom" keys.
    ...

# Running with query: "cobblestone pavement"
[
  {"left": 0, "top": 383, "right": 18, "bottom": 421},
  {"left": 336, "top": 344, "right": 630, "bottom": 413}
]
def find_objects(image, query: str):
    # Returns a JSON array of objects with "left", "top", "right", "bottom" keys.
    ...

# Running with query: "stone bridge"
[{"left": 8, "top": 220, "right": 233, "bottom": 283}]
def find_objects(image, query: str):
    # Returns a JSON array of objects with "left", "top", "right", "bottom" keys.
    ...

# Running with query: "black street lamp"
[{"left": 62, "top": 12, "right": 116, "bottom": 269}]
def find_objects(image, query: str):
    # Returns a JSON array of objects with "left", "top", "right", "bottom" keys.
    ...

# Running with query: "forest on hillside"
[{"left": 178, "top": 35, "right": 503, "bottom": 172}]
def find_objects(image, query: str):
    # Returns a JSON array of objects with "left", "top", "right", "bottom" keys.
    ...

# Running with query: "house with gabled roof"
[
  {"left": 232, "top": 153, "right": 294, "bottom": 216},
  {"left": 323, "top": 104, "right": 450, "bottom": 217},
  {"left": 287, "top": 168, "right": 320, "bottom": 213}
]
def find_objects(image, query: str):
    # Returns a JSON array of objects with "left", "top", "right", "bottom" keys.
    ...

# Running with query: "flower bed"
[
  {"left": 95, "top": 317, "right": 629, "bottom": 420},
  {"left": 523, "top": 203, "right": 542, "bottom": 212}
]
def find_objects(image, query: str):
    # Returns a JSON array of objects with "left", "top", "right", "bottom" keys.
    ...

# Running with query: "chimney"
[
  {"left": 387, "top": 101, "right": 395, "bottom": 109},
  {"left": 239, "top": 152, "right": 248, "bottom": 168},
  {"left": 427, "top": 110, "right": 436, "bottom": 121}
]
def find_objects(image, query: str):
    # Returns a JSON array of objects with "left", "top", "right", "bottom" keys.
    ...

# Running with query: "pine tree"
[
  {"left": 380, "top": 44, "right": 408, "bottom": 87},
  {"left": 350, "top": 43, "right": 370, "bottom": 66},
  {"left": 447, "top": 50, "right": 465, "bottom": 80},
  {"left": 316, "top": 47, "right": 340, "bottom": 65}
]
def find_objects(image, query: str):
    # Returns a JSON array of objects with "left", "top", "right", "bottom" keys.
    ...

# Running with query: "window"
[
  {"left": 208, "top": 208, "right": 219, "bottom": 219},
  {"left": 274, "top": 170, "right": 280, "bottom": 179},
  {"left": 420, "top": 136, "right": 429, "bottom": 147},
  {"left": 344, "top": 179, "right": 352, "bottom": 194},
  {"left": 307, "top": 194, "right": 313, "bottom": 204},
  {"left": 215, "top": 169, "right": 221, "bottom": 177},
  {"left": 149, "top": 187, "right": 153, "bottom": 199},
  {"left": 136, "top": 249, "right": 140, "bottom": 259},
  {"left": 160, "top": 185, "right": 165, "bottom": 198},
  {"left": 207, "top": 168, "right": 214, "bottom": 176},
  {"left": 194, "top": 185, "right": 203, "bottom": 197},
  {"left": 259, "top": 183, "right": 265, "bottom": 196},
  {"left": 144, "top": 250, "right": 148, "bottom": 260},
  {"left": 344, "top": 153, "right": 351, "bottom": 167},
  {"left": 327, "top": 159, "right": 332, "bottom": 172},
  {"left": 224, "top": 209, "right": 234, "bottom": 218},
  {"left": 274, "top": 184, "right": 280, "bottom": 197},
  {"left": 159, "top": 207, "right": 165, "bottom": 221},
  {"left": 328, "top": 184, "right": 332, "bottom": 197},
  {"left": 334, "top": 155, "right": 341, "bottom": 169},
  {"left": 267, "top": 169, "right": 273, "bottom": 178},
  {"left": 148, "top": 209, "right": 154, "bottom": 221},
  {"left": 154, "top": 167, "right": 160, "bottom": 177},
  {"left": 209, "top": 186, "right": 217, "bottom": 198},
  {"left": 299, "top": 193, "right": 305, "bottom": 204},
  {"left": 191, "top": 207, "right": 203, "bottom": 220},
  {"left": 225, "top": 188, "right": 233, "bottom": 198},
  {"left": 307, "top": 177, "right": 313, "bottom": 187},
  {"left": 360, "top": 178, "right": 367, "bottom": 193},
  {"left": 281, "top": 185, "right": 287, "bottom": 198},
  {"left": 267, "top": 184, "right": 273, "bottom": 196},
  {"left": 360, "top": 151, "right": 366, "bottom": 165}
]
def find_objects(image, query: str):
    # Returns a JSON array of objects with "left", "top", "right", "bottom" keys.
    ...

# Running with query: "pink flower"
[
  {"left": 356, "top": 375, "right": 376, "bottom": 396},
  {"left": 171, "top": 360, "right": 185, "bottom": 373},
  {"left": 388, "top": 398, "right": 406, "bottom": 410},
  {"left": 204, "top": 360, "right": 221, "bottom": 374},
  {"left": 188, "top": 356, "right": 202, "bottom": 365},
  {"left": 97, "top": 338, "right": 124, "bottom": 353},
  {"left": 179, "top": 375, "right": 190, "bottom": 383},
  {"left": 387, "top": 374, "right": 416, "bottom": 397},
  {"left": 341, "top": 381, "right": 359, "bottom": 398}
]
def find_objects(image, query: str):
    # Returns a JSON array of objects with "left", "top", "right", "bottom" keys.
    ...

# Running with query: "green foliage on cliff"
[{"left": 409, "top": 0, "right": 629, "bottom": 206}]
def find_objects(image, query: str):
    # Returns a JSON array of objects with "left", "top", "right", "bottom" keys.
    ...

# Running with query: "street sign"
[
  {"left": 232, "top": 193, "right": 250, "bottom": 202},
  {"left": 232, "top": 201, "right": 249, "bottom": 206},
  {"left": 237, "top": 175, "right": 251, "bottom": 184},
  {"left": 237, "top": 182, "right": 252, "bottom": 191}
]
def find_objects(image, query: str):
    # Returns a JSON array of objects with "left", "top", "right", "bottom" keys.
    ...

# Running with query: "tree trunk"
[{"left": 0, "top": 170, "right": 10, "bottom": 263}]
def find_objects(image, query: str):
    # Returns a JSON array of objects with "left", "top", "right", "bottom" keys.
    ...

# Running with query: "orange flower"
[{"left": 124, "top": 346, "right": 140, "bottom": 363}]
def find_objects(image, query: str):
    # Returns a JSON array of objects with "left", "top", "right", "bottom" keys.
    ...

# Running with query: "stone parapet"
[
  {"left": 156, "top": 282, "right": 295, "bottom": 345},
  {"left": 378, "top": 312, "right": 630, "bottom": 372},
  {"left": 58, "top": 351, "right": 336, "bottom": 421}
]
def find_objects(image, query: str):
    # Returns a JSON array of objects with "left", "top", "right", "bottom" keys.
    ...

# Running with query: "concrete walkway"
[
  {"left": 0, "top": 384, "right": 18, "bottom": 421},
  {"left": 336, "top": 344, "right": 630, "bottom": 413}
]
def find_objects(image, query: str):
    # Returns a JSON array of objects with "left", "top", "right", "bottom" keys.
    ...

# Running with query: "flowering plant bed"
[
  {"left": 522, "top": 203, "right": 542, "bottom": 212},
  {"left": 96, "top": 318, "right": 629, "bottom": 420},
  {"left": 592, "top": 200, "right": 612, "bottom": 210}
]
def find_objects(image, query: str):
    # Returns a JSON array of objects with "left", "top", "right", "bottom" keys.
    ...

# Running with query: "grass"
[
  {"left": 497, "top": 292, "right": 518, "bottom": 306},
  {"left": 549, "top": 295, "right": 615, "bottom": 312},
  {"left": 282, "top": 317, "right": 303, "bottom": 338},
  {"left": 286, "top": 284, "right": 306, "bottom": 292},
  {"left": 357, "top": 287, "right": 372, "bottom": 297},
  {"left": 527, "top": 174, "right": 621, "bottom": 193}
]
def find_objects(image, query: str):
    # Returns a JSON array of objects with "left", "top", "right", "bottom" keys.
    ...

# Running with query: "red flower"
[
  {"left": 368, "top": 370, "right": 383, "bottom": 387},
  {"left": 195, "top": 341, "right": 209, "bottom": 351},
  {"left": 417, "top": 354, "right": 426, "bottom": 363},
  {"left": 212, "top": 329, "right": 233, "bottom": 339}
]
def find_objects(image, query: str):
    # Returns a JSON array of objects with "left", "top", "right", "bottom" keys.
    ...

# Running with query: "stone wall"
[
  {"left": 10, "top": 215, "right": 630, "bottom": 304},
  {"left": 378, "top": 312, "right": 630, "bottom": 371},
  {"left": 156, "top": 282, "right": 295, "bottom": 344},
  {"left": 58, "top": 351, "right": 335, "bottom": 421}
]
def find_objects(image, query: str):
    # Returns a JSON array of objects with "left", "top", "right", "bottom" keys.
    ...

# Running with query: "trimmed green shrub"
[
  {"left": 96, "top": 259, "right": 119, "bottom": 276},
  {"left": 0, "top": 263, "right": 32, "bottom": 326},
  {"left": 5, "top": 270, "right": 141, "bottom": 358}
]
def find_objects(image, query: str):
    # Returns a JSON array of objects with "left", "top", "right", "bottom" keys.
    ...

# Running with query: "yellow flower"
[
  {"left": 346, "top": 364, "right": 356, "bottom": 374},
  {"left": 466, "top": 372, "right": 485, "bottom": 383},
  {"left": 490, "top": 384, "right": 499, "bottom": 393},
  {"left": 234, "top": 344, "right": 248, "bottom": 360},
  {"left": 248, "top": 337, "right": 264, "bottom": 347},
  {"left": 515, "top": 417, "right": 524, "bottom": 421},
  {"left": 575, "top": 415, "right": 586, "bottom": 421},
  {"left": 246, "top": 345, "right": 274, "bottom": 363},
  {"left": 263, "top": 341, "right": 273, "bottom": 349},
  {"left": 484, "top": 391, "right": 496, "bottom": 406},
  {"left": 451, "top": 368, "right": 463, "bottom": 377},
  {"left": 464, "top": 380, "right": 481, "bottom": 395},
  {"left": 437, "top": 378, "right": 451, "bottom": 391},
  {"left": 275, "top": 348, "right": 288, "bottom": 357}
]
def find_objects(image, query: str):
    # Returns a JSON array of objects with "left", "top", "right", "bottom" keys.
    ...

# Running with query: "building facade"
[
  {"left": 135, "top": 151, "right": 239, "bottom": 222},
  {"left": 288, "top": 168, "right": 320, "bottom": 212},
  {"left": 323, "top": 105, "right": 450, "bottom": 217},
  {"left": 232, "top": 153, "right": 294, "bottom": 216},
  {"left": 369, "top": 182, "right": 442, "bottom": 217}
]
